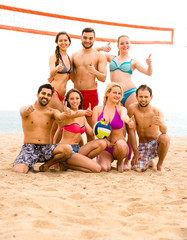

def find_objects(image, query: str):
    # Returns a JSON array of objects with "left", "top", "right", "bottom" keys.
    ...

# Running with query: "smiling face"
[
  {"left": 136, "top": 89, "right": 153, "bottom": 108},
  {"left": 117, "top": 36, "right": 131, "bottom": 54},
  {"left": 81, "top": 32, "right": 95, "bottom": 49},
  {"left": 107, "top": 86, "right": 122, "bottom": 104},
  {"left": 37, "top": 88, "right": 52, "bottom": 106},
  {"left": 56, "top": 34, "right": 71, "bottom": 51},
  {"left": 67, "top": 92, "right": 81, "bottom": 110}
]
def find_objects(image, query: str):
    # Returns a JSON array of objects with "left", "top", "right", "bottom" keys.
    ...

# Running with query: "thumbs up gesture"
[
  {"left": 88, "top": 62, "right": 96, "bottom": 75},
  {"left": 26, "top": 104, "right": 35, "bottom": 114},
  {"left": 146, "top": 54, "right": 152, "bottom": 66},
  {"left": 63, "top": 101, "right": 71, "bottom": 117},
  {"left": 85, "top": 103, "right": 92, "bottom": 116},
  {"left": 152, "top": 112, "right": 161, "bottom": 126},
  {"left": 128, "top": 115, "right": 135, "bottom": 129},
  {"left": 56, "top": 63, "right": 64, "bottom": 72},
  {"left": 101, "top": 42, "right": 112, "bottom": 52}
]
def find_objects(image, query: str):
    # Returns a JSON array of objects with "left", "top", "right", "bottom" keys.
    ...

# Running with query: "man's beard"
[
  {"left": 139, "top": 102, "right": 149, "bottom": 108},
  {"left": 82, "top": 42, "right": 93, "bottom": 49},
  {"left": 39, "top": 98, "right": 49, "bottom": 106}
]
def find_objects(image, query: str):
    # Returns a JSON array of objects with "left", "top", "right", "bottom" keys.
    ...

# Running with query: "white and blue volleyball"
[{"left": 93, "top": 120, "right": 111, "bottom": 139}]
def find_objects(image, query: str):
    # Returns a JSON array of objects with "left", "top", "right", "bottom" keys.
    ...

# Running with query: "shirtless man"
[
  {"left": 13, "top": 84, "right": 92, "bottom": 173},
  {"left": 128, "top": 84, "right": 170, "bottom": 172},
  {"left": 71, "top": 27, "right": 107, "bottom": 141}
]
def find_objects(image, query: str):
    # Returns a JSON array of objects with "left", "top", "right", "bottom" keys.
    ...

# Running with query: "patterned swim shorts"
[
  {"left": 13, "top": 143, "right": 58, "bottom": 172},
  {"left": 132, "top": 138, "right": 159, "bottom": 170}
]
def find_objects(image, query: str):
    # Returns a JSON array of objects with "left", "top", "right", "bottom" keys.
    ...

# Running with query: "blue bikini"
[
  {"left": 109, "top": 56, "right": 133, "bottom": 75},
  {"left": 109, "top": 57, "right": 136, "bottom": 105}
]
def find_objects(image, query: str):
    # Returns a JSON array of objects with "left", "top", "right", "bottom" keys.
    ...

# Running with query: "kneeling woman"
[
  {"left": 60, "top": 88, "right": 107, "bottom": 173},
  {"left": 92, "top": 82, "right": 134, "bottom": 172}
]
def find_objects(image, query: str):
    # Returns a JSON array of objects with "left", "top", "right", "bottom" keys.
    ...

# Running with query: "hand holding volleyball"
[{"left": 93, "top": 120, "right": 111, "bottom": 139}]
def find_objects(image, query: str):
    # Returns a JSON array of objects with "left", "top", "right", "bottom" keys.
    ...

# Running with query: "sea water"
[{"left": 0, "top": 110, "right": 187, "bottom": 136}]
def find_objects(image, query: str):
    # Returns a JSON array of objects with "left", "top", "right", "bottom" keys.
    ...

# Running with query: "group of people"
[{"left": 13, "top": 27, "right": 169, "bottom": 174}]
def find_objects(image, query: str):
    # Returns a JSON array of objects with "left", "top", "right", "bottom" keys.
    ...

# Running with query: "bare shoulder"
[
  {"left": 47, "top": 106, "right": 57, "bottom": 115},
  {"left": 93, "top": 104, "right": 102, "bottom": 110},
  {"left": 49, "top": 53, "right": 56, "bottom": 61},
  {"left": 106, "top": 54, "right": 115, "bottom": 62},
  {"left": 93, "top": 105, "right": 103, "bottom": 113},
  {"left": 128, "top": 102, "right": 138, "bottom": 112},
  {"left": 96, "top": 50, "right": 107, "bottom": 60},
  {"left": 117, "top": 105, "right": 126, "bottom": 113},
  {"left": 71, "top": 50, "right": 81, "bottom": 59},
  {"left": 152, "top": 106, "right": 163, "bottom": 115}
]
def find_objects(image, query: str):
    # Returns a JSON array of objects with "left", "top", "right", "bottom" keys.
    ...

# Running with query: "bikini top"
[
  {"left": 60, "top": 123, "right": 86, "bottom": 134},
  {"left": 57, "top": 54, "right": 73, "bottom": 74},
  {"left": 98, "top": 105, "right": 123, "bottom": 130},
  {"left": 109, "top": 56, "right": 133, "bottom": 75}
]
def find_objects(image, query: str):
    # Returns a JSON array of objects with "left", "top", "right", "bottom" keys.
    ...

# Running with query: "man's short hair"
[
  {"left": 136, "top": 84, "right": 152, "bottom": 96},
  {"left": 38, "top": 84, "right": 53, "bottom": 95},
  {"left": 82, "top": 27, "right": 95, "bottom": 37}
]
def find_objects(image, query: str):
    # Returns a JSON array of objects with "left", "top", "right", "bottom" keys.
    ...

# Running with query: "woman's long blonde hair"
[{"left": 103, "top": 82, "right": 123, "bottom": 105}]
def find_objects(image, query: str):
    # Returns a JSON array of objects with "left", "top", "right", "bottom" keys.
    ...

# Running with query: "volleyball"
[{"left": 93, "top": 120, "right": 111, "bottom": 139}]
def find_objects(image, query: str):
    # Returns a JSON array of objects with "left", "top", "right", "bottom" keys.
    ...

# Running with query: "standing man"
[
  {"left": 128, "top": 84, "right": 170, "bottom": 172},
  {"left": 71, "top": 27, "right": 107, "bottom": 141},
  {"left": 13, "top": 84, "right": 91, "bottom": 173}
]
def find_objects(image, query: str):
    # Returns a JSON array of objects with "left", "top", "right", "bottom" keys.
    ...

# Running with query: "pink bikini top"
[
  {"left": 98, "top": 105, "right": 123, "bottom": 129},
  {"left": 60, "top": 123, "right": 86, "bottom": 134}
]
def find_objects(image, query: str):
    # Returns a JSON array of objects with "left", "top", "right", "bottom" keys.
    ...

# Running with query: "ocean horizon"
[{"left": 0, "top": 110, "right": 187, "bottom": 136}]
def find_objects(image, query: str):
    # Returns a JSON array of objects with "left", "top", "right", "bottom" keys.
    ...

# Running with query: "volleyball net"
[{"left": 0, "top": 4, "right": 174, "bottom": 44}]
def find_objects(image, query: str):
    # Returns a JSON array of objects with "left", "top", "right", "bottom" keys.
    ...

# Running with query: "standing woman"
[
  {"left": 92, "top": 82, "right": 134, "bottom": 172},
  {"left": 59, "top": 88, "right": 107, "bottom": 173},
  {"left": 98, "top": 35, "right": 152, "bottom": 109},
  {"left": 48, "top": 31, "right": 73, "bottom": 143}
]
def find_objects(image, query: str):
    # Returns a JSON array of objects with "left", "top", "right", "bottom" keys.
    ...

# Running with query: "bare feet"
[
  {"left": 123, "top": 164, "right": 129, "bottom": 171},
  {"left": 148, "top": 160, "right": 155, "bottom": 168},
  {"left": 59, "top": 162, "right": 68, "bottom": 171},
  {"left": 50, "top": 163, "right": 60, "bottom": 171},
  {"left": 157, "top": 165, "right": 165, "bottom": 172},
  {"left": 133, "top": 167, "right": 146, "bottom": 172},
  {"left": 39, "top": 164, "right": 50, "bottom": 172}
]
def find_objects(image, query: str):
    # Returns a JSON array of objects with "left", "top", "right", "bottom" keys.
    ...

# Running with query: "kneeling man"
[{"left": 128, "top": 84, "right": 170, "bottom": 172}]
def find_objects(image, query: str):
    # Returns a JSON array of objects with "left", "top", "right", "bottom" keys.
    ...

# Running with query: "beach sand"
[{"left": 0, "top": 133, "right": 187, "bottom": 240}]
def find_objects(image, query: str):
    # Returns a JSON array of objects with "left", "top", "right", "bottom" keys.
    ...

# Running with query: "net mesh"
[{"left": 0, "top": 4, "right": 174, "bottom": 44}]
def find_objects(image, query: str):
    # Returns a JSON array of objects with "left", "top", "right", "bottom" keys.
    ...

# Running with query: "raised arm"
[
  {"left": 120, "top": 106, "right": 134, "bottom": 128},
  {"left": 95, "top": 42, "right": 115, "bottom": 63},
  {"left": 49, "top": 54, "right": 64, "bottom": 77},
  {"left": 54, "top": 102, "right": 93, "bottom": 122},
  {"left": 134, "top": 54, "right": 152, "bottom": 76},
  {"left": 92, "top": 106, "right": 100, "bottom": 126},
  {"left": 152, "top": 109, "right": 167, "bottom": 134},
  {"left": 84, "top": 118, "right": 94, "bottom": 137},
  {"left": 20, "top": 105, "right": 35, "bottom": 118},
  {"left": 95, "top": 42, "right": 111, "bottom": 52},
  {"left": 87, "top": 53, "right": 107, "bottom": 83},
  {"left": 127, "top": 105, "right": 141, "bottom": 165}
]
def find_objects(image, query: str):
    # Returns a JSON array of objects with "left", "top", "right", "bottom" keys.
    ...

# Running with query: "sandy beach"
[{"left": 0, "top": 133, "right": 186, "bottom": 240}]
